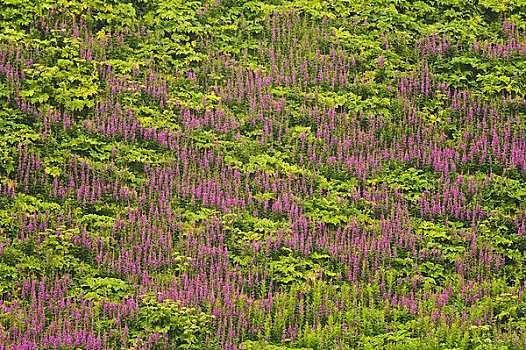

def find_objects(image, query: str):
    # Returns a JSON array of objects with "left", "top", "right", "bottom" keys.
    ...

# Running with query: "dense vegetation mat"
[{"left": 1, "top": 0, "right": 526, "bottom": 349}]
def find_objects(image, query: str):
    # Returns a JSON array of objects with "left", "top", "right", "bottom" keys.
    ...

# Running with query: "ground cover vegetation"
[{"left": 1, "top": 0, "right": 526, "bottom": 348}]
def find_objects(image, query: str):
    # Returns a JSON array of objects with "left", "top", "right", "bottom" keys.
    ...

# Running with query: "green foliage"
[
  {"left": 80, "top": 277, "right": 132, "bottom": 300},
  {"left": 129, "top": 293, "right": 216, "bottom": 349}
]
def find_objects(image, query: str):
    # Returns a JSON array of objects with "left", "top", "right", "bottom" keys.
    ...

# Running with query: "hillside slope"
[{"left": 1, "top": 0, "right": 526, "bottom": 349}]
